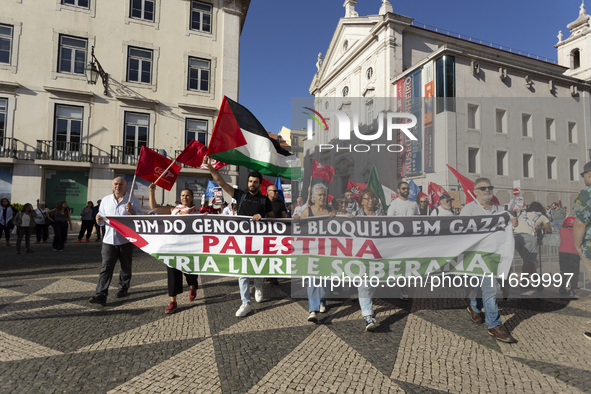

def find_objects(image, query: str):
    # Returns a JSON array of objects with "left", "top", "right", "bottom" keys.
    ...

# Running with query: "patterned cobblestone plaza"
[{"left": 1, "top": 239, "right": 590, "bottom": 393}]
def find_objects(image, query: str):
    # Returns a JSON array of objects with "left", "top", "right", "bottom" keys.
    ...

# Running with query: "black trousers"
[
  {"left": 167, "top": 266, "right": 198, "bottom": 297},
  {"left": 36, "top": 223, "right": 50, "bottom": 242},
  {"left": 559, "top": 252, "right": 580, "bottom": 290},
  {"left": 78, "top": 220, "right": 94, "bottom": 240},
  {"left": 94, "top": 243, "right": 134, "bottom": 298},
  {"left": 52, "top": 221, "right": 68, "bottom": 250}
]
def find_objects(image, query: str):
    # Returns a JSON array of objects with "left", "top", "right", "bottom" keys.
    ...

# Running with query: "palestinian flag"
[{"left": 207, "top": 96, "right": 301, "bottom": 179}]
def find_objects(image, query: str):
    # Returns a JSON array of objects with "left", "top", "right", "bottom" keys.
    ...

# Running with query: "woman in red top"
[{"left": 558, "top": 217, "right": 580, "bottom": 296}]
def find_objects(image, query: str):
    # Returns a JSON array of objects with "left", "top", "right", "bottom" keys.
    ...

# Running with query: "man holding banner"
[
  {"left": 89, "top": 177, "right": 143, "bottom": 305},
  {"left": 204, "top": 156, "right": 275, "bottom": 317},
  {"left": 460, "top": 177, "right": 517, "bottom": 343}
]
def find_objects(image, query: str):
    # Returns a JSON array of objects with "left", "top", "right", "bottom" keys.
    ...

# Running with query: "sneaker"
[
  {"left": 308, "top": 311, "right": 318, "bottom": 322},
  {"left": 77, "top": 239, "right": 82, "bottom": 243},
  {"left": 165, "top": 301, "right": 177, "bottom": 314},
  {"left": 254, "top": 287, "right": 263, "bottom": 303},
  {"left": 488, "top": 325, "right": 517, "bottom": 343},
  {"left": 400, "top": 289, "right": 409, "bottom": 301},
  {"left": 236, "top": 302, "right": 252, "bottom": 317},
  {"left": 364, "top": 315, "right": 377, "bottom": 332},
  {"left": 86, "top": 239, "right": 91, "bottom": 243},
  {"left": 568, "top": 289, "right": 577, "bottom": 297},
  {"left": 89, "top": 296, "right": 106, "bottom": 305},
  {"left": 25, "top": 249, "right": 34, "bottom": 253},
  {"left": 189, "top": 287, "right": 197, "bottom": 302},
  {"left": 584, "top": 332, "right": 591, "bottom": 341},
  {"left": 319, "top": 304, "right": 327, "bottom": 313}
]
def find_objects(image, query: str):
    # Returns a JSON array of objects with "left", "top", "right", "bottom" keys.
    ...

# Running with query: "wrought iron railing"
[
  {"left": 36, "top": 140, "right": 93, "bottom": 162},
  {"left": 0, "top": 136, "right": 19, "bottom": 158}
]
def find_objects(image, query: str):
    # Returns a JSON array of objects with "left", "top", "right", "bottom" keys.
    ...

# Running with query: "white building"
[
  {"left": 307, "top": 0, "right": 591, "bottom": 208},
  {"left": 0, "top": 0, "right": 249, "bottom": 216}
]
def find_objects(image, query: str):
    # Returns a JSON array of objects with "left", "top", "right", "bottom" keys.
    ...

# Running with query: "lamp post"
[{"left": 85, "top": 46, "right": 109, "bottom": 95}]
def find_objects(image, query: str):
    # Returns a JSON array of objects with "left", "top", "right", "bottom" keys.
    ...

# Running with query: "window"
[
  {"left": 0, "top": 24, "right": 13, "bottom": 64},
  {"left": 0, "top": 98, "right": 6, "bottom": 141},
  {"left": 568, "top": 122, "right": 577, "bottom": 143},
  {"left": 570, "top": 159, "right": 579, "bottom": 181},
  {"left": 54, "top": 105, "right": 83, "bottom": 151},
  {"left": 366, "top": 67, "right": 373, "bottom": 80},
  {"left": 495, "top": 109, "right": 506, "bottom": 134},
  {"left": 58, "top": 35, "right": 87, "bottom": 75},
  {"left": 571, "top": 49, "right": 580, "bottom": 69},
  {"left": 546, "top": 118, "right": 555, "bottom": 140},
  {"left": 496, "top": 150, "right": 507, "bottom": 176},
  {"left": 343, "top": 40, "right": 348, "bottom": 52},
  {"left": 435, "top": 55, "right": 455, "bottom": 113},
  {"left": 124, "top": 112, "right": 149, "bottom": 154},
  {"left": 188, "top": 57, "right": 210, "bottom": 92},
  {"left": 366, "top": 100, "right": 374, "bottom": 125},
  {"left": 342, "top": 86, "right": 349, "bottom": 97},
  {"left": 521, "top": 113, "right": 531, "bottom": 137},
  {"left": 130, "top": 0, "right": 154, "bottom": 21},
  {"left": 186, "top": 119, "right": 207, "bottom": 146},
  {"left": 523, "top": 154, "right": 532, "bottom": 178},
  {"left": 467, "top": 104, "right": 479, "bottom": 130},
  {"left": 547, "top": 156, "right": 556, "bottom": 179},
  {"left": 468, "top": 147, "right": 479, "bottom": 174},
  {"left": 190, "top": 1, "right": 212, "bottom": 33},
  {"left": 61, "top": 0, "right": 89, "bottom": 8},
  {"left": 127, "top": 47, "right": 152, "bottom": 84}
]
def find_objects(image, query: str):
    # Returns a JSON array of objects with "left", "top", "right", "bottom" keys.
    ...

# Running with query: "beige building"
[
  {"left": 0, "top": 0, "right": 249, "bottom": 216},
  {"left": 307, "top": 1, "right": 591, "bottom": 209}
]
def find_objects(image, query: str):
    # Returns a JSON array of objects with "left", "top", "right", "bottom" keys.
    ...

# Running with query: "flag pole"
[
  {"left": 127, "top": 174, "right": 137, "bottom": 204},
  {"left": 153, "top": 159, "right": 178, "bottom": 186}
]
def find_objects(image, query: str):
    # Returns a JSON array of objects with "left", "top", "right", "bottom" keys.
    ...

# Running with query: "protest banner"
[{"left": 107, "top": 214, "right": 515, "bottom": 279}]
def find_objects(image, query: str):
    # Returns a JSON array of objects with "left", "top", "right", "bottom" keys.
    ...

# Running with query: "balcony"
[
  {"left": 0, "top": 137, "right": 19, "bottom": 159},
  {"left": 36, "top": 140, "right": 93, "bottom": 162}
]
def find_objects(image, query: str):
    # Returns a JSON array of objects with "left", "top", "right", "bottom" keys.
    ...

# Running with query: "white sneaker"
[
  {"left": 319, "top": 304, "right": 326, "bottom": 313},
  {"left": 235, "top": 302, "right": 252, "bottom": 317},
  {"left": 308, "top": 311, "right": 317, "bottom": 322},
  {"left": 254, "top": 287, "right": 263, "bottom": 303}
]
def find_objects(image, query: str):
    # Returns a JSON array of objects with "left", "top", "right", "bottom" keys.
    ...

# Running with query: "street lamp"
[{"left": 85, "top": 46, "right": 109, "bottom": 95}]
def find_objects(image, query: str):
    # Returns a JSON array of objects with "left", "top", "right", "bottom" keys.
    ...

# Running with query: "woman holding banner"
[
  {"left": 294, "top": 183, "right": 331, "bottom": 323},
  {"left": 149, "top": 183, "right": 199, "bottom": 314},
  {"left": 354, "top": 189, "right": 385, "bottom": 332}
]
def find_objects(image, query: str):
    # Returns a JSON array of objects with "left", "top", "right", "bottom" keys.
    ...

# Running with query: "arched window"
[
  {"left": 342, "top": 86, "right": 349, "bottom": 97},
  {"left": 571, "top": 48, "right": 581, "bottom": 69},
  {"left": 343, "top": 40, "right": 348, "bottom": 52}
]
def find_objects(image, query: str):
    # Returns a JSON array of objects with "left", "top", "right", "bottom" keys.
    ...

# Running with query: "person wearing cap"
[
  {"left": 430, "top": 194, "right": 455, "bottom": 216},
  {"left": 558, "top": 216, "right": 579, "bottom": 297},
  {"left": 572, "top": 161, "right": 591, "bottom": 340}
]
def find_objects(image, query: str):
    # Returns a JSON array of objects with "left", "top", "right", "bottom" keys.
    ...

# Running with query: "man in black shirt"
[
  {"left": 267, "top": 185, "right": 288, "bottom": 219},
  {"left": 204, "top": 156, "right": 274, "bottom": 317}
]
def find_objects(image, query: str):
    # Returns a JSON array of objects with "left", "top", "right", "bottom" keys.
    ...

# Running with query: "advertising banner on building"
[
  {"left": 395, "top": 79, "right": 405, "bottom": 177},
  {"left": 403, "top": 70, "right": 422, "bottom": 177},
  {"left": 422, "top": 61, "right": 435, "bottom": 173},
  {"left": 45, "top": 170, "right": 88, "bottom": 219}
]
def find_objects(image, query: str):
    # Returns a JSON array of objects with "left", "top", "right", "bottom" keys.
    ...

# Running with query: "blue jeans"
[
  {"left": 239, "top": 277, "right": 263, "bottom": 303},
  {"left": 358, "top": 284, "right": 374, "bottom": 317},
  {"left": 469, "top": 276, "right": 501, "bottom": 329},
  {"left": 307, "top": 278, "right": 325, "bottom": 312}
]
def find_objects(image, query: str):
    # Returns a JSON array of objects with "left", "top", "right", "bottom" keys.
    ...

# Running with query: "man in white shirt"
[
  {"left": 387, "top": 181, "right": 419, "bottom": 216},
  {"left": 292, "top": 196, "right": 307, "bottom": 217},
  {"left": 89, "top": 177, "right": 142, "bottom": 305},
  {"left": 430, "top": 194, "right": 455, "bottom": 216}
]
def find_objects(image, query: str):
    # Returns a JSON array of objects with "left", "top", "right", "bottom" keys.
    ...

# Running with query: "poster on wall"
[
  {"left": 422, "top": 61, "right": 435, "bottom": 173},
  {"left": 403, "top": 69, "right": 422, "bottom": 177},
  {"left": 0, "top": 167, "right": 12, "bottom": 200},
  {"left": 395, "top": 79, "right": 405, "bottom": 178},
  {"left": 45, "top": 170, "right": 88, "bottom": 220}
]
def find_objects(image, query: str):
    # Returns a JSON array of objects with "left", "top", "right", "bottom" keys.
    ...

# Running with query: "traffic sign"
[{"left": 512, "top": 188, "right": 520, "bottom": 196}]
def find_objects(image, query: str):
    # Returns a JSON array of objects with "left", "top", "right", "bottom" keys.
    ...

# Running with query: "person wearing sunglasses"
[
  {"left": 266, "top": 185, "right": 288, "bottom": 219},
  {"left": 431, "top": 194, "right": 455, "bottom": 216},
  {"left": 460, "top": 177, "right": 518, "bottom": 343},
  {"left": 387, "top": 181, "right": 420, "bottom": 216},
  {"left": 417, "top": 197, "right": 432, "bottom": 215},
  {"left": 573, "top": 161, "right": 591, "bottom": 341},
  {"left": 331, "top": 194, "right": 350, "bottom": 216}
]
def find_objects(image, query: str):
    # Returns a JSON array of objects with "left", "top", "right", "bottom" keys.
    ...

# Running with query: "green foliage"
[{"left": 12, "top": 203, "right": 23, "bottom": 212}]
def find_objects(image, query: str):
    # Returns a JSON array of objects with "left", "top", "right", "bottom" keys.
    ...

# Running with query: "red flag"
[
  {"left": 347, "top": 179, "right": 367, "bottom": 202},
  {"left": 311, "top": 159, "right": 335, "bottom": 182},
  {"left": 135, "top": 146, "right": 181, "bottom": 191},
  {"left": 328, "top": 194, "right": 334, "bottom": 204},
  {"left": 176, "top": 140, "right": 227, "bottom": 170},
  {"left": 260, "top": 178, "right": 273, "bottom": 195},
  {"left": 446, "top": 165, "right": 500, "bottom": 205},
  {"left": 427, "top": 182, "right": 449, "bottom": 208}
]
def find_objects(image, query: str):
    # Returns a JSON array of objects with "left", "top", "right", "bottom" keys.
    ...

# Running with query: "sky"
[{"left": 238, "top": 0, "right": 581, "bottom": 134}]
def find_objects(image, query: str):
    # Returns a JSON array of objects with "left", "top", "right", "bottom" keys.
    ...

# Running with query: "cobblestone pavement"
[{"left": 1, "top": 238, "right": 590, "bottom": 393}]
